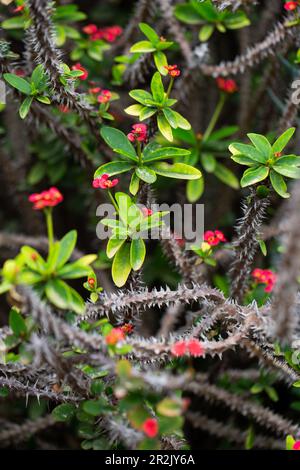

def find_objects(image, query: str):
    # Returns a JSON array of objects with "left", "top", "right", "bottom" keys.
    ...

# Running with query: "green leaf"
[
  {"left": 129, "top": 172, "right": 140, "bottom": 196},
  {"left": 247, "top": 133, "right": 272, "bottom": 159},
  {"left": 31, "top": 64, "right": 45, "bottom": 88},
  {"left": 199, "top": 24, "right": 214, "bottom": 42},
  {"left": 240, "top": 166, "right": 269, "bottom": 187},
  {"left": 52, "top": 404, "right": 76, "bottom": 422},
  {"left": 275, "top": 155, "right": 300, "bottom": 167},
  {"left": 19, "top": 96, "right": 33, "bottom": 119},
  {"left": 171, "top": 111, "right": 191, "bottom": 130},
  {"left": 56, "top": 230, "right": 77, "bottom": 268},
  {"left": 143, "top": 146, "right": 191, "bottom": 162},
  {"left": 150, "top": 162, "right": 202, "bottom": 180},
  {"left": 231, "top": 155, "right": 257, "bottom": 166},
  {"left": 130, "top": 40, "right": 156, "bottom": 53},
  {"left": 4, "top": 73, "right": 31, "bottom": 95},
  {"left": 27, "top": 162, "right": 46, "bottom": 184},
  {"left": 67, "top": 286, "right": 85, "bottom": 314},
  {"left": 124, "top": 104, "right": 144, "bottom": 116},
  {"left": 45, "top": 279, "right": 71, "bottom": 310},
  {"left": 112, "top": 243, "right": 131, "bottom": 287},
  {"left": 139, "top": 23, "right": 160, "bottom": 44},
  {"left": 229, "top": 143, "right": 267, "bottom": 164},
  {"left": 174, "top": 4, "right": 202, "bottom": 24},
  {"left": 272, "top": 165, "right": 300, "bottom": 179},
  {"left": 272, "top": 127, "right": 295, "bottom": 154},
  {"left": 83, "top": 399, "right": 109, "bottom": 416},
  {"left": 154, "top": 51, "right": 168, "bottom": 75},
  {"left": 293, "top": 381, "right": 300, "bottom": 388},
  {"left": 225, "top": 12, "right": 250, "bottom": 30},
  {"left": 187, "top": 177, "right": 204, "bottom": 202},
  {"left": 130, "top": 238, "right": 146, "bottom": 271},
  {"left": 286, "top": 435, "right": 296, "bottom": 450},
  {"left": 100, "top": 127, "right": 137, "bottom": 161},
  {"left": 106, "top": 237, "right": 126, "bottom": 259},
  {"left": 200, "top": 153, "right": 216, "bottom": 173},
  {"left": 9, "top": 308, "right": 27, "bottom": 338},
  {"left": 163, "top": 108, "right": 178, "bottom": 128},
  {"left": 259, "top": 239, "right": 267, "bottom": 256},
  {"left": 151, "top": 72, "right": 165, "bottom": 103},
  {"left": 36, "top": 96, "right": 51, "bottom": 104},
  {"left": 94, "top": 161, "right": 134, "bottom": 178},
  {"left": 129, "top": 89, "right": 154, "bottom": 105},
  {"left": 21, "top": 246, "right": 45, "bottom": 272},
  {"left": 1, "top": 16, "right": 26, "bottom": 30},
  {"left": 157, "top": 114, "right": 173, "bottom": 141},
  {"left": 265, "top": 386, "right": 279, "bottom": 402},
  {"left": 139, "top": 107, "right": 157, "bottom": 121},
  {"left": 135, "top": 166, "right": 157, "bottom": 184},
  {"left": 270, "top": 170, "right": 290, "bottom": 198},
  {"left": 214, "top": 163, "right": 239, "bottom": 189}
]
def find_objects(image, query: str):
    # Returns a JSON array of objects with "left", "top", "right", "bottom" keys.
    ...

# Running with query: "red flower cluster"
[
  {"left": 13, "top": 5, "right": 25, "bottom": 13},
  {"left": 142, "top": 418, "right": 159, "bottom": 438},
  {"left": 171, "top": 339, "right": 205, "bottom": 358},
  {"left": 97, "top": 89, "right": 112, "bottom": 104},
  {"left": 82, "top": 24, "right": 123, "bottom": 42},
  {"left": 284, "top": 1, "right": 299, "bottom": 11},
  {"left": 105, "top": 327, "right": 125, "bottom": 346},
  {"left": 164, "top": 65, "right": 181, "bottom": 77},
  {"left": 127, "top": 123, "right": 148, "bottom": 143},
  {"left": 216, "top": 77, "right": 238, "bottom": 94},
  {"left": 142, "top": 207, "right": 153, "bottom": 217},
  {"left": 203, "top": 230, "right": 227, "bottom": 246},
  {"left": 71, "top": 63, "right": 88, "bottom": 81},
  {"left": 293, "top": 441, "right": 300, "bottom": 450},
  {"left": 252, "top": 268, "right": 277, "bottom": 293},
  {"left": 29, "top": 187, "right": 63, "bottom": 210},
  {"left": 121, "top": 323, "right": 134, "bottom": 335},
  {"left": 92, "top": 174, "right": 119, "bottom": 189}
]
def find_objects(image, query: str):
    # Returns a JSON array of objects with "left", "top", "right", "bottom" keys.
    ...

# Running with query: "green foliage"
[
  {"left": 174, "top": 0, "right": 250, "bottom": 42},
  {"left": 4, "top": 65, "right": 51, "bottom": 118},
  {"left": 230, "top": 128, "right": 300, "bottom": 198}
]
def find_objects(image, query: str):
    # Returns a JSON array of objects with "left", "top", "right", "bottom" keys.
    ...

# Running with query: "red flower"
[
  {"left": 142, "top": 207, "right": 153, "bottom": 217},
  {"left": 251, "top": 268, "right": 277, "bottom": 293},
  {"left": 14, "top": 68, "right": 25, "bottom": 77},
  {"left": 28, "top": 187, "right": 63, "bottom": 210},
  {"left": 187, "top": 339, "right": 205, "bottom": 357},
  {"left": 59, "top": 105, "right": 69, "bottom": 113},
  {"left": 105, "top": 327, "right": 125, "bottom": 346},
  {"left": 82, "top": 24, "right": 98, "bottom": 35},
  {"left": 284, "top": 1, "right": 298, "bottom": 11},
  {"left": 121, "top": 323, "right": 134, "bottom": 334},
  {"left": 164, "top": 64, "right": 181, "bottom": 77},
  {"left": 216, "top": 77, "right": 238, "bottom": 94},
  {"left": 293, "top": 441, "right": 300, "bottom": 450},
  {"left": 92, "top": 174, "right": 119, "bottom": 189},
  {"left": 127, "top": 123, "right": 148, "bottom": 143},
  {"left": 97, "top": 89, "right": 112, "bottom": 103},
  {"left": 88, "top": 277, "right": 95, "bottom": 288},
  {"left": 71, "top": 63, "right": 88, "bottom": 81},
  {"left": 89, "top": 87, "right": 101, "bottom": 94},
  {"left": 142, "top": 418, "right": 159, "bottom": 438},
  {"left": 203, "top": 230, "right": 226, "bottom": 246},
  {"left": 13, "top": 5, "right": 25, "bottom": 13},
  {"left": 171, "top": 341, "right": 187, "bottom": 357}
]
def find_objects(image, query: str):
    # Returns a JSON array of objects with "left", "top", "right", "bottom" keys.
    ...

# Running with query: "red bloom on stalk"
[
  {"left": 92, "top": 174, "right": 119, "bottom": 189},
  {"left": 127, "top": 123, "right": 148, "bottom": 143},
  {"left": 142, "top": 207, "right": 153, "bottom": 217},
  {"left": 97, "top": 89, "right": 112, "bottom": 103},
  {"left": 88, "top": 277, "right": 95, "bottom": 288},
  {"left": 284, "top": 1, "right": 298, "bottom": 11},
  {"left": 121, "top": 323, "right": 134, "bottom": 335},
  {"left": 142, "top": 418, "right": 159, "bottom": 438},
  {"left": 71, "top": 63, "right": 88, "bottom": 81},
  {"left": 105, "top": 327, "right": 125, "bottom": 346},
  {"left": 187, "top": 339, "right": 205, "bottom": 357},
  {"left": 171, "top": 341, "right": 187, "bottom": 357},
  {"left": 203, "top": 230, "right": 227, "bottom": 246},
  {"left": 293, "top": 441, "right": 300, "bottom": 450},
  {"left": 164, "top": 64, "right": 181, "bottom": 77},
  {"left": 216, "top": 77, "right": 238, "bottom": 94},
  {"left": 13, "top": 5, "right": 25, "bottom": 13},
  {"left": 28, "top": 187, "right": 63, "bottom": 210},
  {"left": 82, "top": 24, "right": 98, "bottom": 35},
  {"left": 89, "top": 87, "right": 101, "bottom": 94},
  {"left": 251, "top": 268, "right": 277, "bottom": 293}
]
